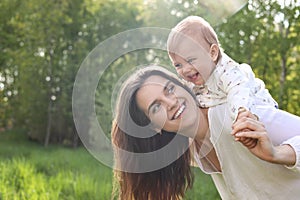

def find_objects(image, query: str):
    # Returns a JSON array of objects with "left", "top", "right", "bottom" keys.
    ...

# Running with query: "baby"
[{"left": 167, "top": 16, "right": 278, "bottom": 122}]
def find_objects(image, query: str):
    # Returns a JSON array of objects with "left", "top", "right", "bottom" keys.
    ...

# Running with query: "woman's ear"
[
  {"left": 153, "top": 127, "right": 162, "bottom": 135},
  {"left": 209, "top": 44, "right": 219, "bottom": 63},
  {"left": 150, "top": 123, "right": 162, "bottom": 135}
]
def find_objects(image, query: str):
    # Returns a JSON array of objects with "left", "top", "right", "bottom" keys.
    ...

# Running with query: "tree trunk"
[
  {"left": 44, "top": 100, "right": 53, "bottom": 147},
  {"left": 44, "top": 49, "right": 54, "bottom": 147},
  {"left": 279, "top": 55, "right": 287, "bottom": 108},
  {"left": 72, "top": 130, "right": 79, "bottom": 148}
]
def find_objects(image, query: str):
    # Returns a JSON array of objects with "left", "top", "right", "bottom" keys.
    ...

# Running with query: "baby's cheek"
[
  {"left": 176, "top": 70, "right": 187, "bottom": 81},
  {"left": 176, "top": 69, "right": 183, "bottom": 76}
]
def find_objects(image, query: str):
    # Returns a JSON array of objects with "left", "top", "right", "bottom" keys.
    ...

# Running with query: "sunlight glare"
[
  {"left": 197, "top": 0, "right": 247, "bottom": 24},
  {"left": 277, "top": 0, "right": 300, "bottom": 8},
  {"left": 0, "top": 83, "right": 4, "bottom": 91}
]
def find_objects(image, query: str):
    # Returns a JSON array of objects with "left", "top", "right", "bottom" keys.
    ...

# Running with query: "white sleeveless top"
[{"left": 194, "top": 103, "right": 300, "bottom": 200}]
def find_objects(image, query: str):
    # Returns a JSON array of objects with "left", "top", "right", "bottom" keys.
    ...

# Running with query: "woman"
[{"left": 111, "top": 65, "right": 300, "bottom": 200}]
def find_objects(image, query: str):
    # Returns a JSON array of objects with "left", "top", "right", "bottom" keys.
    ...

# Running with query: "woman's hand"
[
  {"left": 232, "top": 115, "right": 274, "bottom": 162},
  {"left": 232, "top": 108, "right": 258, "bottom": 149},
  {"left": 231, "top": 110, "right": 296, "bottom": 166}
]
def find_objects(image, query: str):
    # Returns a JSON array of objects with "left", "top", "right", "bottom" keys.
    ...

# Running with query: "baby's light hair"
[{"left": 167, "top": 16, "right": 221, "bottom": 61}]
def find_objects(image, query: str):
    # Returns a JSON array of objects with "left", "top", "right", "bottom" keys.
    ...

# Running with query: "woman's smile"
[
  {"left": 136, "top": 75, "right": 200, "bottom": 134},
  {"left": 172, "top": 101, "right": 186, "bottom": 120}
]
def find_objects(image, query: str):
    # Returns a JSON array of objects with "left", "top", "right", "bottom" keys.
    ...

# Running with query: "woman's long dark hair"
[{"left": 111, "top": 66, "right": 197, "bottom": 200}]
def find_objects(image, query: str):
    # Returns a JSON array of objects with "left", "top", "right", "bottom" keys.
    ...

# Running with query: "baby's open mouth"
[{"left": 187, "top": 72, "right": 199, "bottom": 81}]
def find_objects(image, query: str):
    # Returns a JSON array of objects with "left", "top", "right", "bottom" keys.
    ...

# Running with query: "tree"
[{"left": 216, "top": 0, "right": 300, "bottom": 114}]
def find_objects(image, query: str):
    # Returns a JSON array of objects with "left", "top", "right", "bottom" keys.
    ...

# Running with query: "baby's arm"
[{"left": 218, "top": 63, "right": 258, "bottom": 122}]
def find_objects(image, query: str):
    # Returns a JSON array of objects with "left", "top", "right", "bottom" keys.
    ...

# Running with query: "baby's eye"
[
  {"left": 151, "top": 103, "right": 161, "bottom": 114},
  {"left": 174, "top": 63, "right": 182, "bottom": 68},
  {"left": 187, "top": 58, "right": 196, "bottom": 64},
  {"left": 167, "top": 84, "right": 175, "bottom": 94}
]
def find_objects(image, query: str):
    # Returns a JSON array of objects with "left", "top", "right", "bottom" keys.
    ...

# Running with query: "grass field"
[{"left": 0, "top": 129, "right": 220, "bottom": 200}]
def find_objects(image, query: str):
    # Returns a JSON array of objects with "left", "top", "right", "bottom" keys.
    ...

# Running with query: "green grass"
[{"left": 0, "top": 129, "right": 220, "bottom": 200}]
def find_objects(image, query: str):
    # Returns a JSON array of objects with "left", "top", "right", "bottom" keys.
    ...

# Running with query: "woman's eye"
[
  {"left": 167, "top": 84, "right": 175, "bottom": 94},
  {"left": 151, "top": 104, "right": 161, "bottom": 114}
]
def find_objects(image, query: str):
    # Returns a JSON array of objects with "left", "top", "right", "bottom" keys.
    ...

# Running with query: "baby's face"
[{"left": 169, "top": 40, "right": 216, "bottom": 86}]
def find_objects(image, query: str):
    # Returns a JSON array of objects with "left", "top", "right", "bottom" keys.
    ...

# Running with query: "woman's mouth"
[{"left": 172, "top": 102, "right": 186, "bottom": 120}]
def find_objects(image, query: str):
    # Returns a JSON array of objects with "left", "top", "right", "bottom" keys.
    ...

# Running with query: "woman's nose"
[{"left": 165, "top": 95, "right": 177, "bottom": 110}]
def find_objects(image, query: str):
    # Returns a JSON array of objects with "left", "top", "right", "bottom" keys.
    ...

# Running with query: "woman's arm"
[{"left": 231, "top": 110, "right": 297, "bottom": 167}]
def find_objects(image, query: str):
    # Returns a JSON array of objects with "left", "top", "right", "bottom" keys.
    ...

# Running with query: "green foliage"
[
  {"left": 0, "top": 0, "right": 144, "bottom": 144},
  {"left": 185, "top": 168, "right": 221, "bottom": 199},
  {"left": 0, "top": 130, "right": 219, "bottom": 199},
  {"left": 0, "top": 159, "right": 111, "bottom": 200},
  {"left": 216, "top": 0, "right": 300, "bottom": 115},
  {"left": 1, "top": 0, "right": 298, "bottom": 145},
  {"left": 0, "top": 130, "right": 112, "bottom": 200}
]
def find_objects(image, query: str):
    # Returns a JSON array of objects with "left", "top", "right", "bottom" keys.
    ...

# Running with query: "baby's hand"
[{"left": 232, "top": 107, "right": 258, "bottom": 149}]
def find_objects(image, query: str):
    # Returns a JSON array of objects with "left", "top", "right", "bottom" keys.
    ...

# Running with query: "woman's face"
[{"left": 135, "top": 75, "right": 203, "bottom": 137}]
